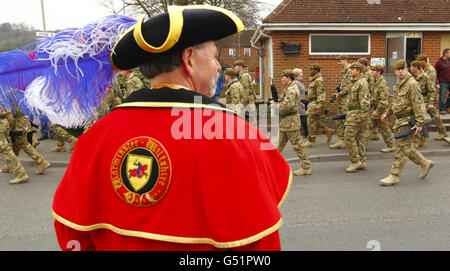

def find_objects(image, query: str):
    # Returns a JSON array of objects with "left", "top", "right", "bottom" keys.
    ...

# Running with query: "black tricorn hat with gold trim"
[{"left": 111, "top": 5, "right": 244, "bottom": 71}]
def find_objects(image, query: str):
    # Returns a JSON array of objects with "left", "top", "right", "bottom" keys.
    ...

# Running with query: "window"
[
  {"left": 228, "top": 48, "right": 235, "bottom": 56},
  {"left": 244, "top": 48, "right": 251, "bottom": 56},
  {"left": 309, "top": 34, "right": 370, "bottom": 55}
]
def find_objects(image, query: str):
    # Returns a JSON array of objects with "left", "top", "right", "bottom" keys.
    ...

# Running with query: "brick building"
[
  {"left": 251, "top": 0, "right": 450, "bottom": 112},
  {"left": 219, "top": 30, "right": 258, "bottom": 70}
]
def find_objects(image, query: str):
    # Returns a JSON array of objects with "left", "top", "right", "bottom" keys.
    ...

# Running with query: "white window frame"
[
  {"left": 244, "top": 47, "right": 251, "bottom": 56},
  {"left": 309, "top": 33, "right": 371, "bottom": 55},
  {"left": 228, "top": 48, "right": 235, "bottom": 56}
]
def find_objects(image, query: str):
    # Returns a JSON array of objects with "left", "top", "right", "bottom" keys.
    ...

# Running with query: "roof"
[
  {"left": 219, "top": 30, "right": 255, "bottom": 47},
  {"left": 263, "top": 0, "right": 450, "bottom": 24}
]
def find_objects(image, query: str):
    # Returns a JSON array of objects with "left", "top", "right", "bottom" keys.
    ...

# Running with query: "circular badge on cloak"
[{"left": 110, "top": 136, "right": 172, "bottom": 207}]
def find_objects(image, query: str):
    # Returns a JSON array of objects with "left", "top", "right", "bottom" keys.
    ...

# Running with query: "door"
[{"left": 386, "top": 35, "right": 405, "bottom": 92}]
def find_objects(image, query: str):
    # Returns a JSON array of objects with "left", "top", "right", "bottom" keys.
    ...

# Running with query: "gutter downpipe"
[{"left": 251, "top": 24, "right": 271, "bottom": 100}]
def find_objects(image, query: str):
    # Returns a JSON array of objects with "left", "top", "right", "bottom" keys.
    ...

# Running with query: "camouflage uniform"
[
  {"left": 120, "top": 72, "right": 144, "bottom": 100},
  {"left": 369, "top": 75, "right": 394, "bottom": 148},
  {"left": 224, "top": 78, "right": 243, "bottom": 116},
  {"left": 306, "top": 72, "right": 334, "bottom": 144},
  {"left": 239, "top": 70, "right": 257, "bottom": 125},
  {"left": 11, "top": 112, "right": 50, "bottom": 175},
  {"left": 344, "top": 71, "right": 371, "bottom": 168},
  {"left": 0, "top": 109, "right": 28, "bottom": 183},
  {"left": 278, "top": 80, "right": 311, "bottom": 170},
  {"left": 50, "top": 124, "right": 77, "bottom": 152},
  {"left": 331, "top": 63, "right": 351, "bottom": 147},
  {"left": 385, "top": 73, "right": 429, "bottom": 177}
]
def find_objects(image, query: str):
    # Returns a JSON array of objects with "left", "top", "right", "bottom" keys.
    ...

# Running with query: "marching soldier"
[
  {"left": 330, "top": 54, "right": 350, "bottom": 149},
  {"left": 343, "top": 62, "right": 371, "bottom": 172},
  {"left": 223, "top": 68, "right": 243, "bottom": 116},
  {"left": 50, "top": 124, "right": 77, "bottom": 152},
  {"left": 0, "top": 108, "right": 29, "bottom": 184},
  {"left": 304, "top": 64, "right": 334, "bottom": 147},
  {"left": 11, "top": 110, "right": 51, "bottom": 175},
  {"left": 117, "top": 69, "right": 144, "bottom": 101},
  {"left": 369, "top": 64, "right": 395, "bottom": 153},
  {"left": 380, "top": 60, "right": 434, "bottom": 186},
  {"left": 272, "top": 69, "right": 311, "bottom": 175},
  {"left": 234, "top": 60, "right": 257, "bottom": 125}
]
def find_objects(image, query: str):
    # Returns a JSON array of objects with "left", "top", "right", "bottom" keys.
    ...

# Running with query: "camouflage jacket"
[
  {"left": 339, "top": 64, "right": 352, "bottom": 97},
  {"left": 239, "top": 71, "right": 255, "bottom": 105},
  {"left": 423, "top": 64, "right": 437, "bottom": 85},
  {"left": 122, "top": 72, "right": 144, "bottom": 100},
  {"left": 386, "top": 73, "right": 428, "bottom": 130},
  {"left": 413, "top": 72, "right": 436, "bottom": 106},
  {"left": 345, "top": 74, "right": 370, "bottom": 125},
  {"left": 307, "top": 72, "right": 326, "bottom": 110},
  {"left": 225, "top": 79, "right": 242, "bottom": 105},
  {"left": 370, "top": 76, "right": 390, "bottom": 118},
  {"left": 279, "top": 81, "right": 301, "bottom": 131}
]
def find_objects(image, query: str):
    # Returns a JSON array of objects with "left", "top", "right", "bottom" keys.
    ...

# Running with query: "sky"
[{"left": 0, "top": 0, "right": 281, "bottom": 31}]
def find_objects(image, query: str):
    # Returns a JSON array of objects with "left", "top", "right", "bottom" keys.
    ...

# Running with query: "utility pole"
[{"left": 40, "top": 0, "right": 47, "bottom": 31}]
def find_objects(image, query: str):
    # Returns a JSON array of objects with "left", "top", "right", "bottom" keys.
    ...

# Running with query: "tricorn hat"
[{"left": 111, "top": 5, "right": 244, "bottom": 70}]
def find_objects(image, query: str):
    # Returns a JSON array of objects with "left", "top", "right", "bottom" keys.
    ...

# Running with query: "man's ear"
[{"left": 181, "top": 47, "right": 196, "bottom": 78}]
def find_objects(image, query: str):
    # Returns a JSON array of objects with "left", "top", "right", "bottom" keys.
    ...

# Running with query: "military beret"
[
  {"left": 233, "top": 60, "right": 246, "bottom": 67},
  {"left": 371, "top": 64, "right": 385, "bottom": 72},
  {"left": 337, "top": 54, "right": 349, "bottom": 60},
  {"left": 225, "top": 68, "right": 237, "bottom": 77},
  {"left": 393, "top": 60, "right": 407, "bottom": 69},
  {"left": 357, "top": 58, "right": 369, "bottom": 65},
  {"left": 410, "top": 61, "right": 421, "bottom": 68},
  {"left": 281, "top": 69, "right": 294, "bottom": 77},
  {"left": 349, "top": 62, "right": 362, "bottom": 70},
  {"left": 415, "top": 54, "right": 428, "bottom": 61},
  {"left": 310, "top": 63, "right": 321, "bottom": 70},
  {"left": 111, "top": 5, "right": 244, "bottom": 70}
]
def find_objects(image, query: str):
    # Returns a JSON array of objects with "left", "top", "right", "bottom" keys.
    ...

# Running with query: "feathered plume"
[{"left": 0, "top": 15, "right": 137, "bottom": 127}]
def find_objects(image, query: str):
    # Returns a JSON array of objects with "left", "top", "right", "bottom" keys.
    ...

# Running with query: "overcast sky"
[{"left": 0, "top": 0, "right": 280, "bottom": 31}]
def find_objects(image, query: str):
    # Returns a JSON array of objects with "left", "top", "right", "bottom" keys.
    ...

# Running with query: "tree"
[{"left": 99, "top": 0, "right": 268, "bottom": 29}]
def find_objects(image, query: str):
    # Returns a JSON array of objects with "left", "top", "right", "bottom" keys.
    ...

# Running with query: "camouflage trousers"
[
  {"left": 344, "top": 119, "right": 371, "bottom": 163},
  {"left": 51, "top": 125, "right": 77, "bottom": 147},
  {"left": 0, "top": 134, "right": 26, "bottom": 177},
  {"left": 278, "top": 130, "right": 311, "bottom": 169},
  {"left": 13, "top": 135, "right": 46, "bottom": 165},
  {"left": 336, "top": 96, "right": 348, "bottom": 140},
  {"left": 391, "top": 127, "right": 426, "bottom": 176},
  {"left": 370, "top": 118, "right": 394, "bottom": 147},
  {"left": 414, "top": 107, "right": 447, "bottom": 144},
  {"left": 306, "top": 113, "right": 332, "bottom": 141}
]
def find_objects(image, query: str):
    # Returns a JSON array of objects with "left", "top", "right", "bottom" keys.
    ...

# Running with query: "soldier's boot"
[
  {"left": 9, "top": 172, "right": 30, "bottom": 184},
  {"left": 303, "top": 138, "right": 316, "bottom": 148},
  {"left": 326, "top": 128, "right": 334, "bottom": 144},
  {"left": 379, "top": 174, "right": 399, "bottom": 186},
  {"left": 69, "top": 138, "right": 77, "bottom": 151},
  {"left": 435, "top": 133, "right": 448, "bottom": 141},
  {"left": 32, "top": 139, "right": 40, "bottom": 148},
  {"left": 0, "top": 165, "right": 10, "bottom": 173},
  {"left": 294, "top": 167, "right": 312, "bottom": 176},
  {"left": 370, "top": 133, "right": 380, "bottom": 141},
  {"left": 346, "top": 161, "right": 361, "bottom": 173},
  {"left": 357, "top": 161, "right": 367, "bottom": 170},
  {"left": 329, "top": 139, "right": 346, "bottom": 149},
  {"left": 380, "top": 144, "right": 395, "bottom": 153},
  {"left": 51, "top": 145, "right": 66, "bottom": 152},
  {"left": 420, "top": 159, "right": 434, "bottom": 178},
  {"left": 35, "top": 160, "right": 51, "bottom": 175},
  {"left": 418, "top": 138, "right": 427, "bottom": 148},
  {"left": 444, "top": 137, "right": 450, "bottom": 144}
]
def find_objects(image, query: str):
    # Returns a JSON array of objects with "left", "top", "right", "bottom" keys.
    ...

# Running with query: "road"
[{"left": 0, "top": 138, "right": 449, "bottom": 251}]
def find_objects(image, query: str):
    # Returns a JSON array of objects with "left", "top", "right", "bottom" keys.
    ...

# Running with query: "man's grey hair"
[
  {"left": 293, "top": 68, "right": 302, "bottom": 75},
  {"left": 139, "top": 43, "right": 206, "bottom": 79}
]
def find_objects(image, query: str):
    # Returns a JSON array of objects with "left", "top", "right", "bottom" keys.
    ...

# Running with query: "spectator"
[
  {"left": 435, "top": 48, "right": 450, "bottom": 114},
  {"left": 212, "top": 72, "right": 223, "bottom": 103}
]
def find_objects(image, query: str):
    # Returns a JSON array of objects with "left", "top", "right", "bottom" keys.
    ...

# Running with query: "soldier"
[
  {"left": 416, "top": 55, "right": 447, "bottom": 141},
  {"left": 117, "top": 69, "right": 144, "bottom": 101},
  {"left": 380, "top": 60, "right": 434, "bottom": 186},
  {"left": 358, "top": 58, "right": 379, "bottom": 140},
  {"left": 233, "top": 60, "right": 257, "bottom": 125},
  {"left": 50, "top": 124, "right": 77, "bottom": 152},
  {"left": 343, "top": 62, "right": 371, "bottom": 172},
  {"left": 10, "top": 110, "right": 51, "bottom": 175},
  {"left": 330, "top": 54, "right": 350, "bottom": 149},
  {"left": 272, "top": 69, "right": 311, "bottom": 175},
  {"left": 0, "top": 108, "right": 29, "bottom": 184},
  {"left": 304, "top": 64, "right": 334, "bottom": 147},
  {"left": 409, "top": 61, "right": 446, "bottom": 147},
  {"left": 369, "top": 64, "right": 395, "bottom": 153},
  {"left": 223, "top": 68, "right": 243, "bottom": 116},
  {"left": 293, "top": 68, "right": 308, "bottom": 137}
]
